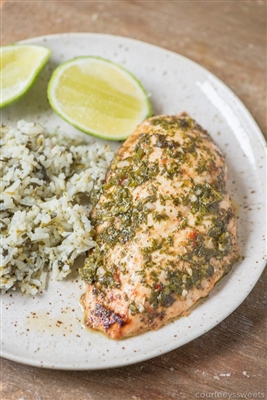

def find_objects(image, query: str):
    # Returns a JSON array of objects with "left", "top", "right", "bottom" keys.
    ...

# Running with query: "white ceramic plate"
[{"left": 1, "top": 33, "right": 266, "bottom": 370}]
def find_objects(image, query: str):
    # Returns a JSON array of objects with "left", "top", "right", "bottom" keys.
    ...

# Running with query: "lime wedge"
[
  {"left": 0, "top": 44, "right": 51, "bottom": 108},
  {"left": 47, "top": 56, "right": 152, "bottom": 141}
]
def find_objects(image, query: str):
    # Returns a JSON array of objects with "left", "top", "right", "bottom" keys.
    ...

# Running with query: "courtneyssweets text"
[{"left": 195, "top": 392, "right": 265, "bottom": 399}]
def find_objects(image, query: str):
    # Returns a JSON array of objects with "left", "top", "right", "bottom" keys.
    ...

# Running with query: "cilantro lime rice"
[{"left": 0, "top": 120, "right": 114, "bottom": 295}]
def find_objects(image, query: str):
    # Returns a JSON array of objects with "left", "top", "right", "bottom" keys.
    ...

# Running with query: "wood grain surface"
[{"left": 1, "top": 1, "right": 266, "bottom": 399}]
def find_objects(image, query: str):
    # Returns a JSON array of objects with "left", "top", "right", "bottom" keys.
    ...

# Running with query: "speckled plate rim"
[{"left": 1, "top": 33, "right": 266, "bottom": 370}]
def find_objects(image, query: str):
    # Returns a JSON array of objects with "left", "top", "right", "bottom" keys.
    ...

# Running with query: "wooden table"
[{"left": 1, "top": 1, "right": 266, "bottom": 399}]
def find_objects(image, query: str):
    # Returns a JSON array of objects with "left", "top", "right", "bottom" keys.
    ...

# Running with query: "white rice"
[{"left": 0, "top": 120, "right": 115, "bottom": 295}]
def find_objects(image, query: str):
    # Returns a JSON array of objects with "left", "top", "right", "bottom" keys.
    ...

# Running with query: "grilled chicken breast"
[{"left": 80, "top": 113, "right": 239, "bottom": 339}]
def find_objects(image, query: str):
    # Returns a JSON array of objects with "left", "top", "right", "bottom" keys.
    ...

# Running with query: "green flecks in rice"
[{"left": 0, "top": 120, "right": 115, "bottom": 295}]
